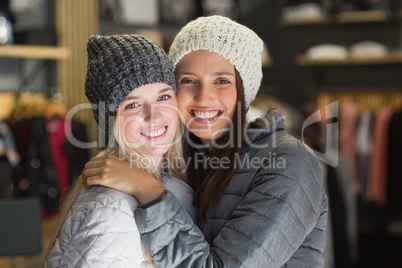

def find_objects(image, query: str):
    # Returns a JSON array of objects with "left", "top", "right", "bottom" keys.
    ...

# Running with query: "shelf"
[
  {"left": 0, "top": 45, "right": 70, "bottom": 60},
  {"left": 280, "top": 10, "right": 390, "bottom": 26},
  {"left": 296, "top": 52, "right": 402, "bottom": 66},
  {"left": 280, "top": 16, "right": 328, "bottom": 26},
  {"left": 335, "top": 10, "right": 388, "bottom": 23}
]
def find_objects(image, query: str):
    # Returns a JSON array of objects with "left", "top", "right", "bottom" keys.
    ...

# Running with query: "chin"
[
  {"left": 192, "top": 132, "right": 212, "bottom": 139},
  {"left": 147, "top": 147, "right": 170, "bottom": 156}
]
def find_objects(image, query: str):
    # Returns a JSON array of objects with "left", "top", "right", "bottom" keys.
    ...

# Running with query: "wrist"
[
  {"left": 137, "top": 180, "right": 165, "bottom": 204},
  {"left": 135, "top": 172, "right": 165, "bottom": 204}
]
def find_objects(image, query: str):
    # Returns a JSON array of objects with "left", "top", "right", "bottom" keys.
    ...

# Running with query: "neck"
[
  {"left": 200, "top": 138, "right": 214, "bottom": 153},
  {"left": 146, "top": 155, "right": 163, "bottom": 172}
]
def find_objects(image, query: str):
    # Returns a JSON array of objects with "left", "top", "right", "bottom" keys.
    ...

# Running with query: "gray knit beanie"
[
  {"left": 168, "top": 15, "right": 263, "bottom": 108},
  {"left": 85, "top": 34, "right": 176, "bottom": 134}
]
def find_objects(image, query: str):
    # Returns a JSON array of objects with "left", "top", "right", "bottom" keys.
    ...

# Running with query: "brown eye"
[
  {"left": 216, "top": 79, "right": 230, "bottom": 84},
  {"left": 180, "top": 79, "right": 195, "bottom": 84}
]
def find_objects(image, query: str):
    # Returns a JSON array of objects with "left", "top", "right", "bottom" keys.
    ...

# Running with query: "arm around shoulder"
[{"left": 134, "top": 142, "right": 327, "bottom": 268}]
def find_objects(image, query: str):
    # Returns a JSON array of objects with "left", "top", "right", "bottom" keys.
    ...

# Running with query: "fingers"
[
  {"left": 84, "top": 155, "right": 118, "bottom": 170},
  {"left": 82, "top": 156, "right": 107, "bottom": 188},
  {"left": 82, "top": 155, "right": 122, "bottom": 189},
  {"left": 84, "top": 175, "right": 106, "bottom": 189},
  {"left": 82, "top": 164, "right": 113, "bottom": 187},
  {"left": 82, "top": 167, "right": 102, "bottom": 178},
  {"left": 90, "top": 154, "right": 118, "bottom": 162},
  {"left": 84, "top": 160, "right": 103, "bottom": 170},
  {"left": 82, "top": 166, "right": 101, "bottom": 189}
]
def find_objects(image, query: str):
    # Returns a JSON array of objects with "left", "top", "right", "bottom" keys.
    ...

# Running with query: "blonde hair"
[{"left": 43, "top": 112, "right": 185, "bottom": 263}]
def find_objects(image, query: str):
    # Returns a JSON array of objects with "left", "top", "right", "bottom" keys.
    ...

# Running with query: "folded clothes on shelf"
[
  {"left": 349, "top": 41, "right": 389, "bottom": 58},
  {"left": 306, "top": 43, "right": 348, "bottom": 60},
  {"left": 304, "top": 41, "right": 390, "bottom": 60},
  {"left": 281, "top": 2, "right": 325, "bottom": 23}
]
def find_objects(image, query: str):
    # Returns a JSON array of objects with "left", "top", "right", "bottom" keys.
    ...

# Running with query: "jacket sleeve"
[
  {"left": 52, "top": 206, "right": 149, "bottom": 267},
  {"left": 135, "top": 144, "right": 327, "bottom": 268}
]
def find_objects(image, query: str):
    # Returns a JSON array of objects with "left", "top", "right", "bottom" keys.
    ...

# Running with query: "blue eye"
[
  {"left": 125, "top": 102, "right": 139, "bottom": 109},
  {"left": 159, "top": 94, "right": 172, "bottom": 101}
]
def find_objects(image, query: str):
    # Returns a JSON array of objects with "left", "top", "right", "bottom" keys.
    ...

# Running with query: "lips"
[
  {"left": 189, "top": 109, "right": 223, "bottom": 124},
  {"left": 141, "top": 126, "right": 168, "bottom": 141}
]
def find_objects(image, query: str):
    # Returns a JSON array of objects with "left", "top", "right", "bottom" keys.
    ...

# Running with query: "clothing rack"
[
  {"left": 310, "top": 87, "right": 402, "bottom": 267},
  {"left": 316, "top": 88, "right": 402, "bottom": 112},
  {"left": 7, "top": 87, "right": 67, "bottom": 122},
  {"left": 1, "top": 89, "right": 89, "bottom": 218}
]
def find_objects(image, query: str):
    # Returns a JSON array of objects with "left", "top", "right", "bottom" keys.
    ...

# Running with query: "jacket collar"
[{"left": 245, "top": 110, "right": 286, "bottom": 146}]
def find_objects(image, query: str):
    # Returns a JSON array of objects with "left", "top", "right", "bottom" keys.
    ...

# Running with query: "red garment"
[
  {"left": 339, "top": 100, "right": 361, "bottom": 195},
  {"left": 46, "top": 116, "right": 69, "bottom": 202},
  {"left": 367, "top": 106, "right": 393, "bottom": 207}
]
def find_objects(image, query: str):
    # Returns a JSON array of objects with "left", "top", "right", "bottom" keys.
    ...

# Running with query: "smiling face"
[
  {"left": 117, "top": 83, "right": 178, "bottom": 158},
  {"left": 175, "top": 50, "right": 238, "bottom": 142}
]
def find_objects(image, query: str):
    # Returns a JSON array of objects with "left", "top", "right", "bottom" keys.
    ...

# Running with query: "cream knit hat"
[{"left": 169, "top": 15, "right": 264, "bottom": 108}]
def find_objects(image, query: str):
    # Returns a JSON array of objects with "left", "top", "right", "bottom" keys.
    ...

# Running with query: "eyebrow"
[
  {"left": 124, "top": 87, "right": 174, "bottom": 101},
  {"left": 177, "top": 71, "right": 235, "bottom": 77},
  {"left": 158, "top": 87, "right": 174, "bottom": 93},
  {"left": 213, "top": 72, "right": 235, "bottom": 77}
]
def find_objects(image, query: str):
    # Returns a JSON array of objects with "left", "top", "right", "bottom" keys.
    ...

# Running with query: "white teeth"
[
  {"left": 142, "top": 127, "right": 166, "bottom": 137},
  {"left": 193, "top": 110, "right": 219, "bottom": 119}
]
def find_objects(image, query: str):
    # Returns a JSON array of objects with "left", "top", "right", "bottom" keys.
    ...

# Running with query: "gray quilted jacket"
[
  {"left": 135, "top": 110, "right": 328, "bottom": 267},
  {"left": 45, "top": 172, "right": 195, "bottom": 268}
]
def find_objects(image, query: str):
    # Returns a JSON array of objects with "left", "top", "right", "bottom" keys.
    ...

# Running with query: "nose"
[
  {"left": 194, "top": 83, "right": 214, "bottom": 105},
  {"left": 142, "top": 103, "right": 162, "bottom": 124}
]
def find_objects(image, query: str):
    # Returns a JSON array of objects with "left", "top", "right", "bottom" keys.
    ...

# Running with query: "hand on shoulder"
[{"left": 82, "top": 155, "right": 165, "bottom": 204}]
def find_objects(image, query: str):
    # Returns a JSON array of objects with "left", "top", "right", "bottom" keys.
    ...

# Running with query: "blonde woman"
[{"left": 44, "top": 34, "right": 195, "bottom": 267}]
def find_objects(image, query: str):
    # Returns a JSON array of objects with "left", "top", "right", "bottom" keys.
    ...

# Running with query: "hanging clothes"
[
  {"left": 0, "top": 120, "right": 19, "bottom": 198},
  {"left": 63, "top": 118, "right": 89, "bottom": 185},
  {"left": 313, "top": 90, "right": 402, "bottom": 266},
  {"left": 46, "top": 116, "right": 69, "bottom": 202},
  {"left": 367, "top": 105, "right": 393, "bottom": 207},
  {"left": 327, "top": 164, "right": 353, "bottom": 268},
  {"left": 386, "top": 110, "right": 402, "bottom": 218},
  {"left": 339, "top": 99, "right": 361, "bottom": 195},
  {"left": 16, "top": 116, "right": 60, "bottom": 217},
  {"left": 0, "top": 120, "right": 20, "bottom": 166},
  {"left": 8, "top": 91, "right": 90, "bottom": 217},
  {"left": 355, "top": 112, "right": 373, "bottom": 202}
]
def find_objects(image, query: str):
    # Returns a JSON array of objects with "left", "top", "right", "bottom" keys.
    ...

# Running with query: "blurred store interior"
[{"left": 0, "top": 0, "right": 402, "bottom": 267}]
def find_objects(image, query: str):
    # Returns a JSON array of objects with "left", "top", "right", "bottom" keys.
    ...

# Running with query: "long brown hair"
[{"left": 183, "top": 69, "right": 246, "bottom": 222}]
